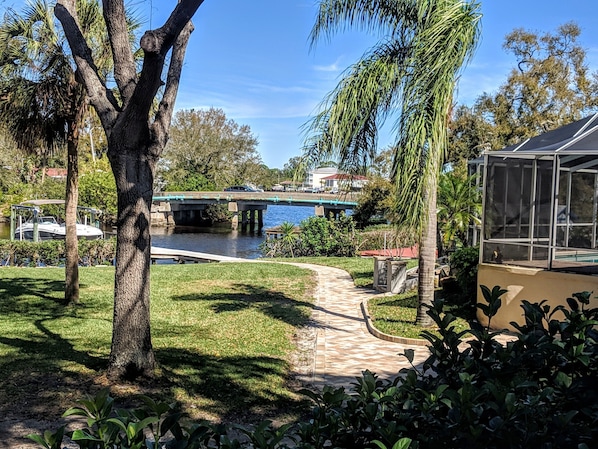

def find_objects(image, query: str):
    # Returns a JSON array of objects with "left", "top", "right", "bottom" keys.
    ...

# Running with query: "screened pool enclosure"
[{"left": 481, "top": 114, "right": 598, "bottom": 275}]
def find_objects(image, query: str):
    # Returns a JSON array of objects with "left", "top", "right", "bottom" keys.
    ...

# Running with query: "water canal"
[{"left": 0, "top": 204, "right": 319, "bottom": 260}]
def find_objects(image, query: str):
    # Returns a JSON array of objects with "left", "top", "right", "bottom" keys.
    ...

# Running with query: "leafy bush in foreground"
[{"left": 31, "top": 286, "right": 598, "bottom": 448}]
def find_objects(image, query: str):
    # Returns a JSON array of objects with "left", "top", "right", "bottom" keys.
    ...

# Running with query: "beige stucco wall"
[{"left": 477, "top": 263, "right": 598, "bottom": 331}]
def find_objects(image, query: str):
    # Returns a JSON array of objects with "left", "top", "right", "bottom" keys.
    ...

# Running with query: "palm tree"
[
  {"left": 279, "top": 221, "right": 298, "bottom": 257},
  {"left": 0, "top": 0, "right": 124, "bottom": 304},
  {"left": 437, "top": 171, "right": 481, "bottom": 251},
  {"left": 303, "top": 0, "right": 481, "bottom": 325}
]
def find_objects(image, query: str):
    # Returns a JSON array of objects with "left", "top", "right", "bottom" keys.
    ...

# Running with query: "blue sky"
[
  {"left": 3, "top": 0, "right": 598, "bottom": 169},
  {"left": 162, "top": 0, "right": 598, "bottom": 169}
]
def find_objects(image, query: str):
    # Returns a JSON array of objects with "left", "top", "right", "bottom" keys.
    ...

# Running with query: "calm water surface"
[{"left": 0, "top": 205, "right": 317, "bottom": 260}]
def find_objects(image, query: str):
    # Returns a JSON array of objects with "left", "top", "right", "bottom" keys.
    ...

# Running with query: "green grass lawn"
[
  {"left": 366, "top": 291, "right": 470, "bottom": 340},
  {"left": 0, "top": 262, "right": 316, "bottom": 424}
]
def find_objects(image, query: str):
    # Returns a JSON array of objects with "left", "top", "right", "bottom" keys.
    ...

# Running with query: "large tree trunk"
[
  {"left": 55, "top": 0, "right": 199, "bottom": 381},
  {"left": 416, "top": 168, "right": 438, "bottom": 327},
  {"left": 107, "top": 138, "right": 156, "bottom": 379}
]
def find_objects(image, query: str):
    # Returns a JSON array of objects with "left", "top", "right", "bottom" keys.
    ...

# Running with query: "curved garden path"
[{"left": 289, "top": 263, "right": 431, "bottom": 389}]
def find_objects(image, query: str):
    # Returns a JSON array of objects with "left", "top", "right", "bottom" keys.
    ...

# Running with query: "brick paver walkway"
[{"left": 291, "top": 263, "right": 431, "bottom": 389}]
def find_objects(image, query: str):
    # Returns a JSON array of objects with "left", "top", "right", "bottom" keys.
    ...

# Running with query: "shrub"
[
  {"left": 295, "top": 214, "right": 358, "bottom": 257},
  {"left": 0, "top": 238, "right": 115, "bottom": 267},
  {"left": 445, "top": 245, "right": 479, "bottom": 316},
  {"left": 260, "top": 214, "right": 359, "bottom": 258},
  {"left": 32, "top": 287, "right": 598, "bottom": 448}
]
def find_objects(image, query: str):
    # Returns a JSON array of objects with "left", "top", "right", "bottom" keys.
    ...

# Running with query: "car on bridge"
[{"left": 224, "top": 185, "right": 262, "bottom": 192}]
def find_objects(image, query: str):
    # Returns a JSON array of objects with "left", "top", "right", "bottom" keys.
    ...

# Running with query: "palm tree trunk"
[
  {"left": 416, "top": 168, "right": 438, "bottom": 327},
  {"left": 65, "top": 111, "right": 82, "bottom": 304}
]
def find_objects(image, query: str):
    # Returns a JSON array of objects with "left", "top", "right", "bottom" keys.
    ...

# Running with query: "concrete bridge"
[{"left": 151, "top": 191, "right": 359, "bottom": 232}]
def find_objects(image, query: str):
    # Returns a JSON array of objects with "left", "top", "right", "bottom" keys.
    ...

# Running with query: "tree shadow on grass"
[
  {"left": 0, "top": 320, "right": 107, "bottom": 424},
  {"left": 0, "top": 276, "right": 107, "bottom": 422},
  {"left": 173, "top": 283, "right": 315, "bottom": 327},
  {"left": 155, "top": 347, "right": 307, "bottom": 424},
  {"left": 0, "top": 276, "right": 66, "bottom": 315}
]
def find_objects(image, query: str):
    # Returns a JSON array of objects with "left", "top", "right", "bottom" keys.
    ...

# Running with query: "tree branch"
[
  {"left": 151, "top": 20, "right": 194, "bottom": 158},
  {"left": 55, "top": 0, "right": 118, "bottom": 135},
  {"left": 103, "top": 0, "right": 138, "bottom": 104},
  {"left": 140, "top": 0, "right": 204, "bottom": 56},
  {"left": 123, "top": 0, "right": 203, "bottom": 153}
]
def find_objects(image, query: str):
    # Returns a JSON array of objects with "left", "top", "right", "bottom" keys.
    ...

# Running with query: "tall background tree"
[
  {"left": 160, "top": 107, "right": 261, "bottom": 191},
  {"left": 55, "top": 0, "right": 204, "bottom": 379},
  {"left": 447, "top": 22, "right": 598, "bottom": 167},
  {"left": 303, "top": 0, "right": 481, "bottom": 326},
  {"left": 0, "top": 0, "right": 111, "bottom": 304}
]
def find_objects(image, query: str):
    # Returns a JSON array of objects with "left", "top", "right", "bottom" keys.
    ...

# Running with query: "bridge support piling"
[
  {"left": 228, "top": 202, "right": 239, "bottom": 230},
  {"left": 241, "top": 210, "right": 249, "bottom": 232}
]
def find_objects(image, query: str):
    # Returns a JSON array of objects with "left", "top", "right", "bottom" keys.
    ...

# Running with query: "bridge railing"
[{"left": 153, "top": 191, "right": 359, "bottom": 207}]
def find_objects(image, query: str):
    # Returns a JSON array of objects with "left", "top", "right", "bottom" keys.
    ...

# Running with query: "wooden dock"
[{"left": 150, "top": 246, "right": 247, "bottom": 264}]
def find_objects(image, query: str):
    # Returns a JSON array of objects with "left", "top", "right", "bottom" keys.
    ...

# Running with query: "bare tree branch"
[
  {"left": 120, "top": 0, "right": 203, "bottom": 150},
  {"left": 140, "top": 0, "right": 204, "bottom": 56},
  {"left": 103, "top": 0, "right": 137, "bottom": 103},
  {"left": 55, "top": 0, "right": 118, "bottom": 135},
  {"left": 151, "top": 20, "right": 194, "bottom": 158}
]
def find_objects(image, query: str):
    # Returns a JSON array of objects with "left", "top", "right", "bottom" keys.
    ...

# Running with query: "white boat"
[{"left": 13, "top": 199, "right": 104, "bottom": 241}]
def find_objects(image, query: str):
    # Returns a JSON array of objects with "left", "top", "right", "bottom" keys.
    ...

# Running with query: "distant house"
[
  {"left": 307, "top": 167, "right": 338, "bottom": 190},
  {"left": 45, "top": 168, "right": 67, "bottom": 179},
  {"left": 307, "top": 167, "right": 368, "bottom": 192},
  {"left": 321, "top": 173, "right": 368, "bottom": 192}
]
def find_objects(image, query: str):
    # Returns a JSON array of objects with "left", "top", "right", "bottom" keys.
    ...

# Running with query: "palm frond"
[{"left": 302, "top": 38, "right": 409, "bottom": 175}]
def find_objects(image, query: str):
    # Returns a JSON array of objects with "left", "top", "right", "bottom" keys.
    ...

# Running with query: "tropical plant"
[
  {"left": 279, "top": 221, "right": 298, "bottom": 258},
  {"left": 437, "top": 171, "right": 481, "bottom": 252},
  {"left": 302, "top": 0, "right": 481, "bottom": 326}
]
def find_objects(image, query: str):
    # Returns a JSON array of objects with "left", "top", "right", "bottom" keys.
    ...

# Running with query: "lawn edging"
[{"left": 360, "top": 297, "right": 429, "bottom": 346}]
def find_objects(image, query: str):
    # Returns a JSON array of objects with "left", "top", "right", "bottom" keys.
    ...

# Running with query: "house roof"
[
  {"left": 489, "top": 113, "right": 598, "bottom": 157},
  {"left": 486, "top": 113, "right": 598, "bottom": 170},
  {"left": 311, "top": 167, "right": 339, "bottom": 174},
  {"left": 321, "top": 174, "right": 368, "bottom": 181}
]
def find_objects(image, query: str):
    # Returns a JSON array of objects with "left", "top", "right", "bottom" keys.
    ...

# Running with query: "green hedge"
[{"left": 0, "top": 238, "right": 116, "bottom": 267}]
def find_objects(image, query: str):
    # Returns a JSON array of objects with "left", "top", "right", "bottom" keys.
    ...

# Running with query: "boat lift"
[{"left": 10, "top": 199, "right": 102, "bottom": 242}]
